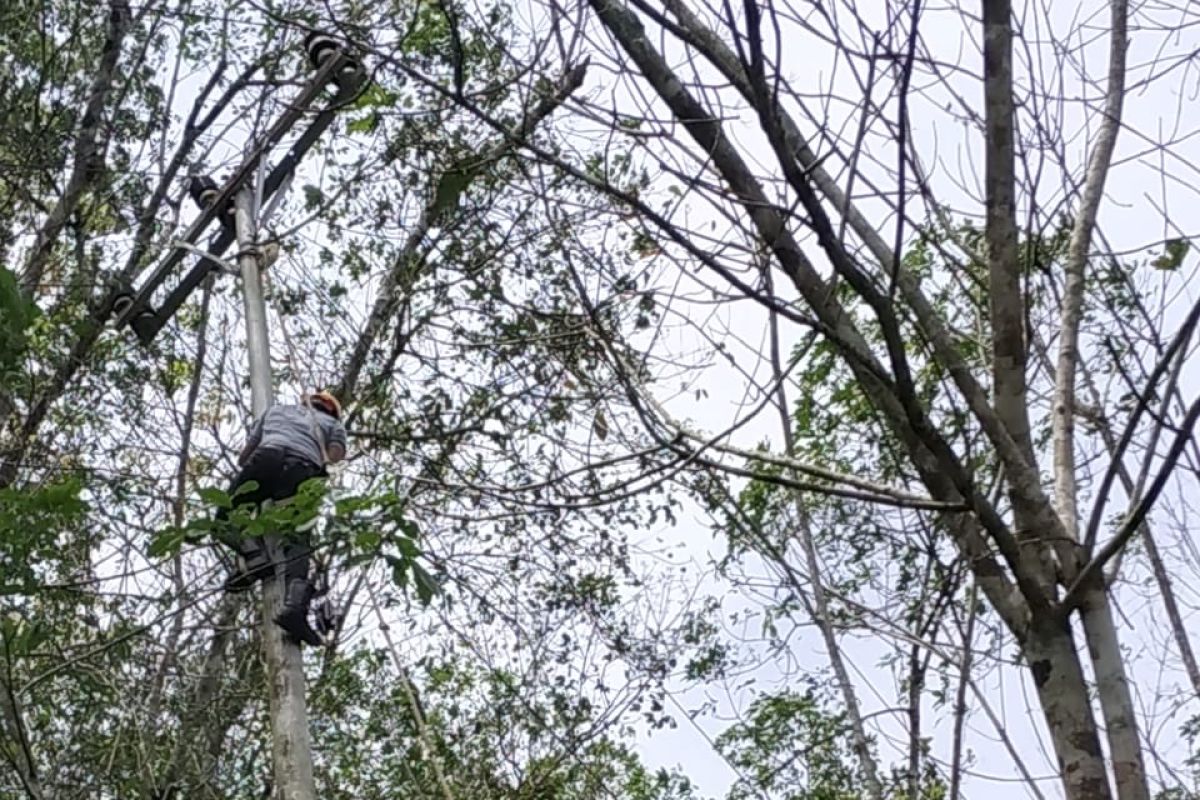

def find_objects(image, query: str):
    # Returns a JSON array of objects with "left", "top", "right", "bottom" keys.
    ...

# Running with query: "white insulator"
[{"left": 305, "top": 33, "right": 340, "bottom": 69}]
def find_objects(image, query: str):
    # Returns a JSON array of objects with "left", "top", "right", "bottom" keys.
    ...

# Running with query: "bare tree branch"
[
  {"left": 20, "top": 0, "right": 132, "bottom": 296},
  {"left": 1053, "top": 0, "right": 1129, "bottom": 551},
  {"left": 337, "top": 61, "right": 590, "bottom": 406}
]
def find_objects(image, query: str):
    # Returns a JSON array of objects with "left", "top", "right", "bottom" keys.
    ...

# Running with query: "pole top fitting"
[
  {"left": 187, "top": 174, "right": 220, "bottom": 209},
  {"left": 305, "top": 31, "right": 343, "bottom": 69},
  {"left": 304, "top": 31, "right": 367, "bottom": 92}
]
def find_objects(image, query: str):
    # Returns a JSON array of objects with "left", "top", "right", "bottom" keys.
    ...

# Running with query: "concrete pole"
[
  {"left": 234, "top": 189, "right": 273, "bottom": 414},
  {"left": 233, "top": 187, "right": 317, "bottom": 800}
]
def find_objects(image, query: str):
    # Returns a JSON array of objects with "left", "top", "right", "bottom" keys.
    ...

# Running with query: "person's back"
[{"left": 252, "top": 403, "right": 346, "bottom": 467}]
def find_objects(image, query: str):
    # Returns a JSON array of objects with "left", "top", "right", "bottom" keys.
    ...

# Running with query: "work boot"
[
  {"left": 224, "top": 542, "right": 272, "bottom": 593},
  {"left": 273, "top": 578, "right": 323, "bottom": 647}
]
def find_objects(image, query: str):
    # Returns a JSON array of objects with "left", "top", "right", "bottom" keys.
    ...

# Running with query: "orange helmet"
[{"left": 308, "top": 390, "right": 342, "bottom": 419}]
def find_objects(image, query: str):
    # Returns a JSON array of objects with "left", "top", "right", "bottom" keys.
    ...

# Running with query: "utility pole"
[
  {"left": 113, "top": 32, "right": 367, "bottom": 799},
  {"left": 233, "top": 186, "right": 316, "bottom": 798},
  {"left": 234, "top": 190, "right": 272, "bottom": 415}
]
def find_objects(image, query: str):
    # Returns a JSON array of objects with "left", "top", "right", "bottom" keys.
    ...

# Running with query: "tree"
[
  {"left": 0, "top": 2, "right": 697, "bottom": 797},
  {"left": 502, "top": 0, "right": 1194, "bottom": 798},
  {"left": 2, "top": 1, "right": 1198, "bottom": 799}
]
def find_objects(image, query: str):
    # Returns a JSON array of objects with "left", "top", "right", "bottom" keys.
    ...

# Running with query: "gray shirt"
[{"left": 246, "top": 404, "right": 347, "bottom": 467}]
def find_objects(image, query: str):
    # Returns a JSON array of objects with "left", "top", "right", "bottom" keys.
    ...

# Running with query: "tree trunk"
[
  {"left": 584, "top": 3, "right": 1131, "bottom": 798},
  {"left": 1021, "top": 614, "right": 1112, "bottom": 800},
  {"left": 1077, "top": 584, "right": 1150, "bottom": 800}
]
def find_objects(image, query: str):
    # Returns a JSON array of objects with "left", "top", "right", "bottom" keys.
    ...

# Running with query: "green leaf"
[
  {"left": 334, "top": 493, "right": 375, "bottom": 515},
  {"left": 231, "top": 480, "right": 260, "bottom": 499},
  {"left": 149, "top": 527, "right": 186, "bottom": 559},
  {"left": 198, "top": 486, "right": 232, "bottom": 509},
  {"left": 1152, "top": 238, "right": 1191, "bottom": 270},
  {"left": 352, "top": 82, "right": 398, "bottom": 110},
  {"left": 0, "top": 266, "right": 36, "bottom": 379},
  {"left": 431, "top": 166, "right": 474, "bottom": 221},
  {"left": 385, "top": 553, "right": 410, "bottom": 589},
  {"left": 355, "top": 530, "right": 382, "bottom": 550},
  {"left": 396, "top": 536, "right": 420, "bottom": 558},
  {"left": 346, "top": 112, "right": 379, "bottom": 135},
  {"left": 302, "top": 184, "right": 324, "bottom": 211},
  {"left": 412, "top": 561, "right": 439, "bottom": 605}
]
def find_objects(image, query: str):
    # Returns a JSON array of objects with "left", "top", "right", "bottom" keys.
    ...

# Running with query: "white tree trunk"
[
  {"left": 1022, "top": 617, "right": 1113, "bottom": 800},
  {"left": 1078, "top": 587, "right": 1150, "bottom": 800}
]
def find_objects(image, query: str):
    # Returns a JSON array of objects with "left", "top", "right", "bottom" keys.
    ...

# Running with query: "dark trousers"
[{"left": 215, "top": 446, "right": 325, "bottom": 580}]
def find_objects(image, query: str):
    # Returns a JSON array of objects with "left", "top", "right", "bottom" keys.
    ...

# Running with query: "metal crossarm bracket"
[{"left": 113, "top": 36, "right": 368, "bottom": 345}]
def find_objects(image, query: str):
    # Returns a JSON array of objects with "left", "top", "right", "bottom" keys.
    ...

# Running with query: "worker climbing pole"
[{"left": 112, "top": 31, "right": 368, "bottom": 800}]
